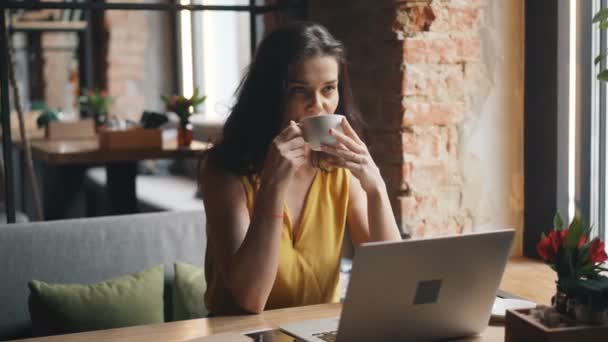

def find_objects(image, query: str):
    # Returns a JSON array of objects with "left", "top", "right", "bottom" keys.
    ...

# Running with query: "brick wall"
[
  {"left": 39, "top": 1, "right": 174, "bottom": 121},
  {"left": 105, "top": 1, "right": 148, "bottom": 121},
  {"left": 103, "top": 1, "right": 174, "bottom": 120},
  {"left": 309, "top": 0, "right": 485, "bottom": 237},
  {"left": 41, "top": 33, "right": 79, "bottom": 116}
]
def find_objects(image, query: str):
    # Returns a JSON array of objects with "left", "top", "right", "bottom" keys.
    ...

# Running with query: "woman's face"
[{"left": 282, "top": 55, "right": 340, "bottom": 126}]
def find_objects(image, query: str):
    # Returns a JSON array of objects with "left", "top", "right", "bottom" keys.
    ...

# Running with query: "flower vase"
[
  {"left": 178, "top": 123, "right": 193, "bottom": 147},
  {"left": 552, "top": 288, "right": 569, "bottom": 315},
  {"left": 552, "top": 281, "right": 577, "bottom": 317}
]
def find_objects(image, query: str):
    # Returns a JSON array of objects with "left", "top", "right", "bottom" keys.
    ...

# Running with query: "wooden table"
[
  {"left": 15, "top": 137, "right": 211, "bottom": 217},
  {"left": 18, "top": 257, "right": 557, "bottom": 342},
  {"left": 27, "top": 138, "right": 210, "bottom": 165}
]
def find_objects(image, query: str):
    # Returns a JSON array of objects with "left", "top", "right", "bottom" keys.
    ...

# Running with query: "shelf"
[{"left": 10, "top": 20, "right": 87, "bottom": 32}]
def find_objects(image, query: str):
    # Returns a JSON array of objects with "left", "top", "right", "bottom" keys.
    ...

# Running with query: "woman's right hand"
[{"left": 260, "top": 120, "right": 308, "bottom": 188}]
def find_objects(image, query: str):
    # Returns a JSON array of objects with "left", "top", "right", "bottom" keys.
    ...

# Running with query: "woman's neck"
[{"left": 295, "top": 163, "right": 316, "bottom": 178}]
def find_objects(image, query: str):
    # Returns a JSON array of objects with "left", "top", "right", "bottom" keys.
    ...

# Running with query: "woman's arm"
[
  {"left": 201, "top": 122, "right": 308, "bottom": 314},
  {"left": 346, "top": 175, "right": 401, "bottom": 244},
  {"left": 321, "top": 118, "right": 402, "bottom": 244}
]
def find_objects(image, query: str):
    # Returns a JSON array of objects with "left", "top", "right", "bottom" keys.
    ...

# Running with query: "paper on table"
[{"left": 491, "top": 296, "right": 536, "bottom": 321}]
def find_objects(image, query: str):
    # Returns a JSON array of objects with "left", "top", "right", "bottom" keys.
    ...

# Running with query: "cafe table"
[
  {"left": 15, "top": 134, "right": 210, "bottom": 216},
  {"left": 18, "top": 257, "right": 557, "bottom": 342}
]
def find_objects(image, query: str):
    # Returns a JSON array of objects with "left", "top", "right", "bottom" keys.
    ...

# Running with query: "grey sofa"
[{"left": 0, "top": 210, "right": 206, "bottom": 340}]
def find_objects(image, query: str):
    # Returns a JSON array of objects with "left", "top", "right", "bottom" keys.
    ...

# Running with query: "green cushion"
[
  {"left": 28, "top": 265, "right": 164, "bottom": 336},
  {"left": 173, "top": 262, "right": 208, "bottom": 320}
]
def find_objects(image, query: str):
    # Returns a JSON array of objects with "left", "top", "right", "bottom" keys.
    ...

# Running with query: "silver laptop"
[{"left": 280, "top": 229, "right": 515, "bottom": 342}]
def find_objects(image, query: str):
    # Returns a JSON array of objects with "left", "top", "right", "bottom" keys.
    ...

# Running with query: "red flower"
[
  {"left": 577, "top": 234, "right": 589, "bottom": 248},
  {"left": 589, "top": 239, "right": 608, "bottom": 264},
  {"left": 537, "top": 230, "right": 566, "bottom": 262}
]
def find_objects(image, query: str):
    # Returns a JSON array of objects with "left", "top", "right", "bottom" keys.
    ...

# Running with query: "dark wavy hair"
[{"left": 206, "top": 21, "right": 364, "bottom": 176}]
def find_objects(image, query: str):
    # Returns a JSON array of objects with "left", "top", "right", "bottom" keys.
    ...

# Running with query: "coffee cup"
[{"left": 300, "top": 114, "right": 344, "bottom": 151}]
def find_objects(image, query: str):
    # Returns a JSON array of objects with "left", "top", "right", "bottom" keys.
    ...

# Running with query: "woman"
[{"left": 200, "top": 22, "right": 401, "bottom": 315}]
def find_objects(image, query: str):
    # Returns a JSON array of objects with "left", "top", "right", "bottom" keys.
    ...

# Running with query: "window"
[
  {"left": 177, "top": 0, "right": 253, "bottom": 121},
  {"left": 591, "top": 0, "right": 608, "bottom": 246},
  {"left": 567, "top": 0, "right": 608, "bottom": 252}
]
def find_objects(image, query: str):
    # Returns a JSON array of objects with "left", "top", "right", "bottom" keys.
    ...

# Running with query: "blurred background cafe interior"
[{"left": 2, "top": 0, "right": 277, "bottom": 221}]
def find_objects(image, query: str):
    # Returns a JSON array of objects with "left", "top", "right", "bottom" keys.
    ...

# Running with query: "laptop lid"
[{"left": 336, "top": 229, "right": 515, "bottom": 342}]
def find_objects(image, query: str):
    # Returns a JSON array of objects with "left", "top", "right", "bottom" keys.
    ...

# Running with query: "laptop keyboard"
[{"left": 312, "top": 330, "right": 338, "bottom": 342}]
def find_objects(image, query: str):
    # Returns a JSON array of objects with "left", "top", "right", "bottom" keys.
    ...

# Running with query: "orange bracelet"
[{"left": 269, "top": 213, "right": 284, "bottom": 219}]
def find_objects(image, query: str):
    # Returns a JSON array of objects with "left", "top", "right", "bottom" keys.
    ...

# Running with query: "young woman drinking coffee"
[{"left": 200, "top": 22, "right": 401, "bottom": 315}]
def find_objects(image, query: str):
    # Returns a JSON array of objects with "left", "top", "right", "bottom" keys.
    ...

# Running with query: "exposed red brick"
[
  {"left": 406, "top": 214, "right": 470, "bottom": 238},
  {"left": 394, "top": 2, "right": 436, "bottom": 35},
  {"left": 405, "top": 160, "right": 461, "bottom": 192},
  {"left": 105, "top": 1, "right": 149, "bottom": 119},
  {"left": 403, "top": 35, "right": 481, "bottom": 64},
  {"left": 430, "top": 5, "right": 483, "bottom": 32},
  {"left": 402, "top": 101, "right": 464, "bottom": 126},
  {"left": 403, "top": 126, "right": 452, "bottom": 159},
  {"left": 403, "top": 64, "right": 465, "bottom": 100}
]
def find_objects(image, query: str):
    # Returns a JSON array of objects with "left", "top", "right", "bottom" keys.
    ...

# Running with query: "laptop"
[{"left": 280, "top": 229, "right": 515, "bottom": 342}]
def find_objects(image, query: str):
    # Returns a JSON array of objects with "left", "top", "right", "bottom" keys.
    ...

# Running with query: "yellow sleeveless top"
[{"left": 204, "top": 168, "right": 350, "bottom": 315}]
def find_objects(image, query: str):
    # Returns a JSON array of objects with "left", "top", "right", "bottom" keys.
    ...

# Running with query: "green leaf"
[
  {"left": 598, "top": 69, "right": 608, "bottom": 81},
  {"left": 595, "top": 53, "right": 606, "bottom": 65},
  {"left": 579, "top": 264, "right": 599, "bottom": 278},
  {"left": 601, "top": 21, "right": 608, "bottom": 29},
  {"left": 566, "top": 215, "right": 584, "bottom": 250},
  {"left": 593, "top": 9, "right": 608, "bottom": 23},
  {"left": 580, "top": 244, "right": 591, "bottom": 266},
  {"left": 541, "top": 232, "right": 547, "bottom": 241},
  {"left": 192, "top": 95, "right": 207, "bottom": 107},
  {"left": 554, "top": 211, "right": 564, "bottom": 231},
  {"left": 190, "top": 87, "right": 198, "bottom": 100}
]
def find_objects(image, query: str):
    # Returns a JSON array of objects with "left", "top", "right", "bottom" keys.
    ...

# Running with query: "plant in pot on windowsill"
[
  {"left": 161, "top": 88, "right": 206, "bottom": 147},
  {"left": 537, "top": 212, "right": 608, "bottom": 324}
]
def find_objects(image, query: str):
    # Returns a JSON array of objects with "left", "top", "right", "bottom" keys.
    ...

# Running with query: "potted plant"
[
  {"left": 161, "top": 87, "right": 206, "bottom": 147},
  {"left": 79, "top": 89, "right": 113, "bottom": 127},
  {"left": 537, "top": 212, "right": 608, "bottom": 323},
  {"left": 36, "top": 108, "right": 59, "bottom": 133}
]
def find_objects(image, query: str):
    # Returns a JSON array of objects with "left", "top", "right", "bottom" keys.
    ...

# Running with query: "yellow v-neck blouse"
[{"left": 204, "top": 168, "right": 350, "bottom": 315}]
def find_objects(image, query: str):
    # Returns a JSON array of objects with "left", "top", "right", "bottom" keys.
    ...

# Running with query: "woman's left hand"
[{"left": 320, "top": 118, "right": 384, "bottom": 193}]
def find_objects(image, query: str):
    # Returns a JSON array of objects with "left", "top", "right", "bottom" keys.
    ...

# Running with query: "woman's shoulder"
[{"left": 199, "top": 156, "right": 244, "bottom": 196}]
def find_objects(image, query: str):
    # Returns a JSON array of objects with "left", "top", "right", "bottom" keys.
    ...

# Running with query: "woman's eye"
[{"left": 323, "top": 85, "right": 336, "bottom": 93}]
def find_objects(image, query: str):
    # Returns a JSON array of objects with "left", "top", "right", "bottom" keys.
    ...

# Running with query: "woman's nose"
[{"left": 307, "top": 92, "right": 325, "bottom": 115}]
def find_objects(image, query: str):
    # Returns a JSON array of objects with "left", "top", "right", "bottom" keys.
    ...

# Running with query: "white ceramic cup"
[{"left": 300, "top": 114, "right": 344, "bottom": 151}]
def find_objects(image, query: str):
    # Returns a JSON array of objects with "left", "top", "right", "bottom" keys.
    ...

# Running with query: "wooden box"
[
  {"left": 46, "top": 119, "right": 96, "bottom": 140},
  {"left": 98, "top": 127, "right": 162, "bottom": 150},
  {"left": 505, "top": 308, "right": 608, "bottom": 342}
]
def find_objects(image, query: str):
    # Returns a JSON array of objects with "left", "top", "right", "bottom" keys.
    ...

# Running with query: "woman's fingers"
[
  {"left": 341, "top": 118, "right": 364, "bottom": 145},
  {"left": 277, "top": 120, "right": 303, "bottom": 142},
  {"left": 323, "top": 158, "right": 362, "bottom": 173},
  {"left": 329, "top": 128, "right": 366, "bottom": 154},
  {"left": 283, "top": 136, "right": 307, "bottom": 152},
  {"left": 320, "top": 144, "right": 365, "bottom": 163}
]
